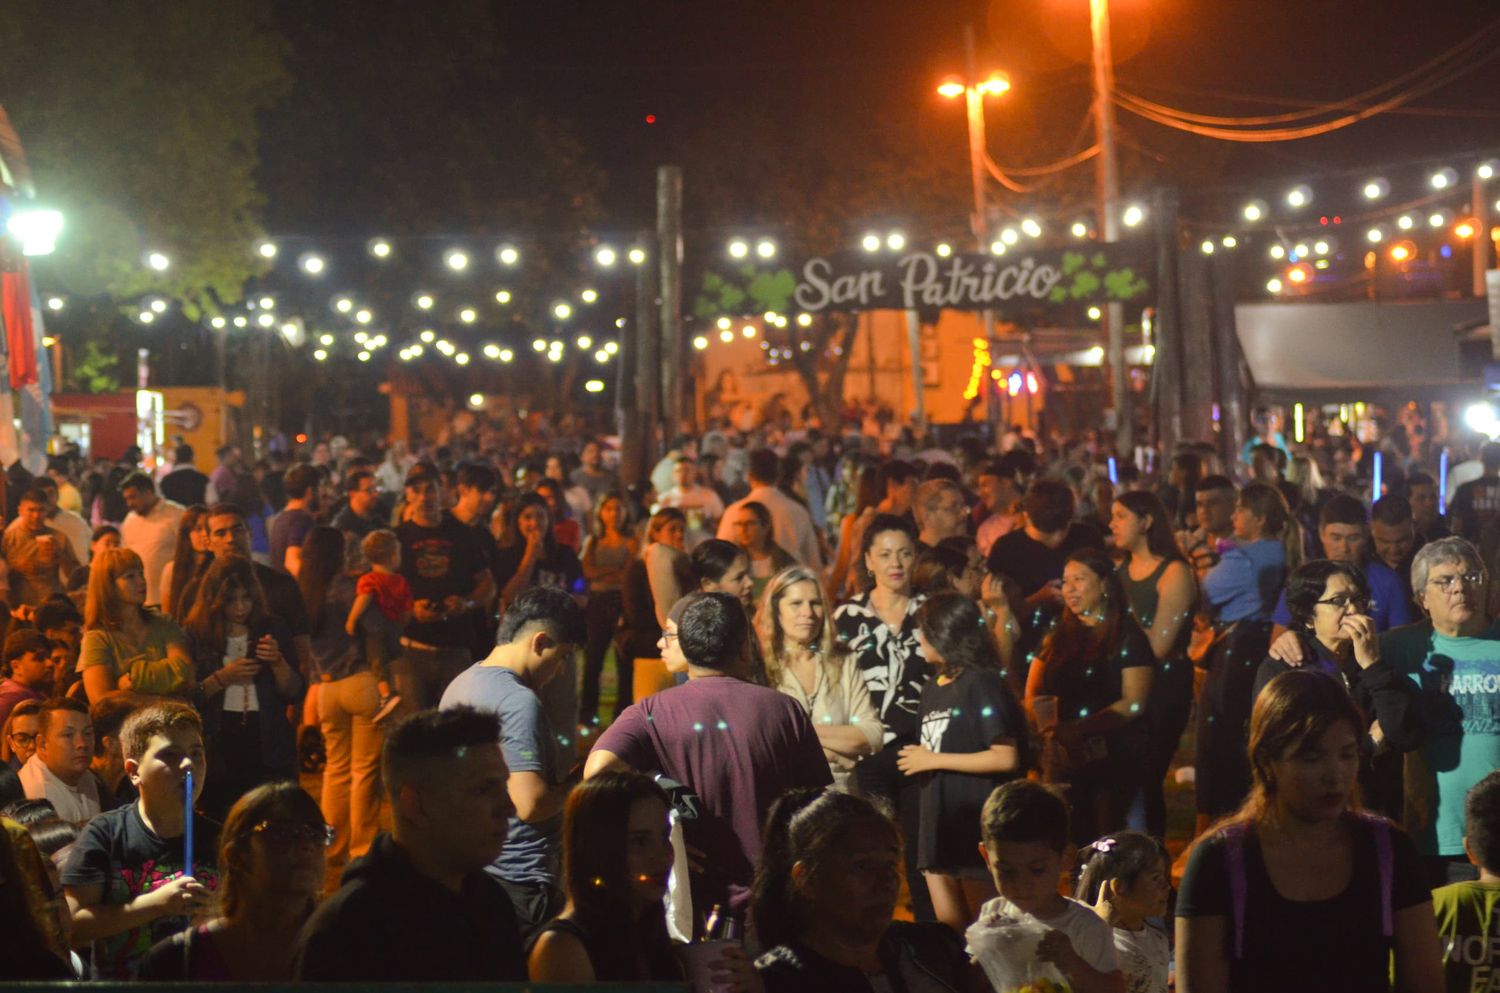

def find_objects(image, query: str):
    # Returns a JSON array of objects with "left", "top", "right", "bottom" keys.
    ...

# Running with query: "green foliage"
[
  {"left": 0, "top": 0, "right": 290, "bottom": 316},
  {"left": 73, "top": 339, "right": 121, "bottom": 394}
]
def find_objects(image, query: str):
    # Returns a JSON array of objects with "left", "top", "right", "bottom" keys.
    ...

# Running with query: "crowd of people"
[{"left": 0, "top": 417, "right": 1496, "bottom": 992}]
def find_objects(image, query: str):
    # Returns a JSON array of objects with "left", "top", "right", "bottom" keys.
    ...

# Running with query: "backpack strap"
[
  {"left": 1363, "top": 814, "right": 1395, "bottom": 939},
  {"left": 1218, "top": 823, "right": 1249, "bottom": 960}
]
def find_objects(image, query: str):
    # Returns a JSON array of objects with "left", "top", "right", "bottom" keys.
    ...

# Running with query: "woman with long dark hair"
[
  {"left": 495, "top": 491, "right": 584, "bottom": 610},
  {"left": 691, "top": 538, "right": 754, "bottom": 608},
  {"left": 829, "top": 462, "right": 883, "bottom": 600},
  {"left": 897, "top": 592, "right": 1026, "bottom": 932},
  {"left": 753, "top": 788, "right": 986, "bottom": 992},
  {"left": 578, "top": 491, "right": 637, "bottom": 728},
  {"left": 1110, "top": 490, "right": 1197, "bottom": 839},
  {"left": 616, "top": 508, "right": 692, "bottom": 705},
  {"left": 1176, "top": 670, "right": 1441, "bottom": 992},
  {"left": 527, "top": 772, "right": 689, "bottom": 983},
  {"left": 1027, "top": 549, "right": 1155, "bottom": 846},
  {"left": 137, "top": 782, "right": 328, "bottom": 980},
  {"left": 160, "top": 504, "right": 211, "bottom": 622},
  {"left": 297, "top": 526, "right": 381, "bottom": 865},
  {"left": 184, "top": 556, "right": 301, "bottom": 820},
  {"left": 832, "top": 514, "right": 933, "bottom": 916}
]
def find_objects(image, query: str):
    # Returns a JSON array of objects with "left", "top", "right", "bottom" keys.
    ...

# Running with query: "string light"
[
  {"left": 256, "top": 241, "right": 277, "bottom": 259},
  {"left": 496, "top": 245, "right": 520, "bottom": 266},
  {"left": 935, "top": 242, "right": 952, "bottom": 257},
  {"left": 368, "top": 238, "right": 392, "bottom": 259},
  {"left": 1122, "top": 204, "right": 1146, "bottom": 227},
  {"left": 299, "top": 253, "right": 326, "bottom": 276}
]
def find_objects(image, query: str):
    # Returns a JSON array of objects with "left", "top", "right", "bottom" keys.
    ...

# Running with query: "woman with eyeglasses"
[
  {"left": 137, "top": 781, "right": 329, "bottom": 980},
  {"left": 2, "top": 699, "right": 43, "bottom": 770},
  {"left": 1253, "top": 559, "right": 1424, "bottom": 821}
]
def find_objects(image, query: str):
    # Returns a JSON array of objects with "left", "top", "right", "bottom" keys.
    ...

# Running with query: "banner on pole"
[{"left": 792, "top": 245, "right": 1153, "bottom": 317}]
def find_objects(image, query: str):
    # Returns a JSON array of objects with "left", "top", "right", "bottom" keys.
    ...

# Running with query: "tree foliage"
[
  {"left": 0, "top": 1, "right": 289, "bottom": 317},
  {"left": 253, "top": 0, "right": 608, "bottom": 426}
]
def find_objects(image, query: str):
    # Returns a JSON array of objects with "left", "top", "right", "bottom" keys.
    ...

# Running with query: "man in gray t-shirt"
[{"left": 438, "top": 587, "right": 584, "bottom": 937}]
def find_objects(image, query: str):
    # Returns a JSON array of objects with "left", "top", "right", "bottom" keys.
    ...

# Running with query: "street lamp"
[{"left": 938, "top": 31, "right": 1011, "bottom": 431}]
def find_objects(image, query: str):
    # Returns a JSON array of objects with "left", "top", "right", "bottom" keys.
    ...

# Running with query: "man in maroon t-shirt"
[{"left": 585, "top": 592, "right": 830, "bottom": 920}]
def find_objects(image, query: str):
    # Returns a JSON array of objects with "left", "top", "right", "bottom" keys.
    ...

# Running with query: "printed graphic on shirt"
[
  {"left": 100, "top": 856, "right": 221, "bottom": 978},
  {"left": 413, "top": 540, "right": 454, "bottom": 580},
  {"left": 1422, "top": 654, "right": 1500, "bottom": 736},
  {"left": 919, "top": 707, "right": 952, "bottom": 752}
]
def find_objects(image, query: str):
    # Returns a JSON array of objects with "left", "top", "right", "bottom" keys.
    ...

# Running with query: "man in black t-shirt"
[
  {"left": 61, "top": 702, "right": 219, "bottom": 980},
  {"left": 294, "top": 707, "right": 526, "bottom": 981},
  {"left": 986, "top": 479, "right": 1104, "bottom": 603},
  {"left": 396, "top": 464, "right": 495, "bottom": 708}
]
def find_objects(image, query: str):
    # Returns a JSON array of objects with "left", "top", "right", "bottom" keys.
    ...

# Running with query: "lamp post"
[{"left": 939, "top": 26, "right": 1010, "bottom": 436}]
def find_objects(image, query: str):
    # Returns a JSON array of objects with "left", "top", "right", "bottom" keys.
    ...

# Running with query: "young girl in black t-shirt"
[{"left": 897, "top": 591, "right": 1027, "bottom": 933}]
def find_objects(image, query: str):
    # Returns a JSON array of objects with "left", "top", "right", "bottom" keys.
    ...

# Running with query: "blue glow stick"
[
  {"left": 1372, "top": 451, "right": 1382, "bottom": 503},
  {"left": 1439, "top": 450, "right": 1449, "bottom": 515},
  {"left": 1107, "top": 456, "right": 1118, "bottom": 486},
  {"left": 183, "top": 769, "right": 194, "bottom": 880}
]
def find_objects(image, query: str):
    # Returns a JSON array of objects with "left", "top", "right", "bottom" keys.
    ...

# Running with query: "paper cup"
[
  {"left": 676, "top": 940, "right": 737, "bottom": 993},
  {"left": 1032, "top": 695, "right": 1059, "bottom": 730}
]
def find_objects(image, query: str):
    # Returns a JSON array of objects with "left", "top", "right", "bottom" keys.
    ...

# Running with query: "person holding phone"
[{"left": 183, "top": 556, "right": 302, "bottom": 820}]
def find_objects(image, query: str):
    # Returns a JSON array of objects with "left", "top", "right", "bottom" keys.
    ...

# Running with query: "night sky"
[{"left": 488, "top": 0, "right": 1500, "bottom": 226}]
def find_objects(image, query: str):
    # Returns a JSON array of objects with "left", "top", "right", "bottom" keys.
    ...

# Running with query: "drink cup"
[
  {"left": 676, "top": 940, "right": 737, "bottom": 993},
  {"left": 1032, "top": 695, "right": 1059, "bottom": 730}
]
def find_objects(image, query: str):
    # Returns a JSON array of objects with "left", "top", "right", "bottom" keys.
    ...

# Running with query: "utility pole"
[
  {"left": 1474, "top": 170, "right": 1491, "bottom": 298},
  {"left": 962, "top": 25, "right": 1002, "bottom": 437},
  {"left": 635, "top": 230, "right": 661, "bottom": 487},
  {"left": 1089, "top": 0, "right": 1130, "bottom": 454},
  {"left": 657, "top": 166, "right": 684, "bottom": 435}
]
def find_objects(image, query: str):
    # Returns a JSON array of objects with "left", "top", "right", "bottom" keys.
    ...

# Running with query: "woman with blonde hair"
[
  {"left": 757, "top": 565, "right": 882, "bottom": 790},
  {"left": 78, "top": 548, "right": 194, "bottom": 704}
]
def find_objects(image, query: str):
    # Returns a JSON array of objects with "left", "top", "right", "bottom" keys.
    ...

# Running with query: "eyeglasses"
[
  {"left": 661, "top": 631, "right": 678, "bottom": 644},
  {"left": 1427, "top": 572, "right": 1484, "bottom": 593},
  {"left": 1315, "top": 594, "right": 1369, "bottom": 611},
  {"left": 7, "top": 731, "right": 37, "bottom": 747},
  {"left": 252, "top": 821, "right": 336, "bottom": 848}
]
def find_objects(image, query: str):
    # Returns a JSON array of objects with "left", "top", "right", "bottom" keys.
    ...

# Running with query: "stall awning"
[{"left": 1236, "top": 299, "right": 1489, "bottom": 400}]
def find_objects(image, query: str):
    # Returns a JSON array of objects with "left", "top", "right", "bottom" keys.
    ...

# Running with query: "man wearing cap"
[{"left": 396, "top": 464, "right": 496, "bottom": 709}]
